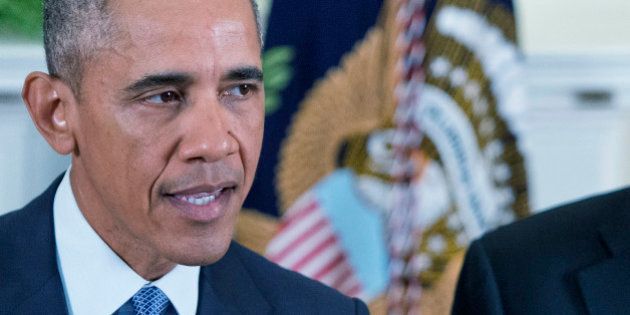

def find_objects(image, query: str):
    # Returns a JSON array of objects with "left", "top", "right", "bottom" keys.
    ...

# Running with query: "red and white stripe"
[{"left": 266, "top": 192, "right": 364, "bottom": 298}]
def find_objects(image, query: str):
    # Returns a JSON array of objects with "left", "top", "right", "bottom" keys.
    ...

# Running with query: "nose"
[{"left": 177, "top": 98, "right": 238, "bottom": 163}]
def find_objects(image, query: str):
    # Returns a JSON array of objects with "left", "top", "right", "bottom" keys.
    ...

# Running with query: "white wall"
[
  {"left": 516, "top": 0, "right": 630, "bottom": 55},
  {"left": 517, "top": 55, "right": 630, "bottom": 211},
  {"left": 513, "top": 0, "right": 630, "bottom": 209}
]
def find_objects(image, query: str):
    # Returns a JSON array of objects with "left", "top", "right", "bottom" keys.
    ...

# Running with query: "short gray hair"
[{"left": 43, "top": 0, "right": 262, "bottom": 95}]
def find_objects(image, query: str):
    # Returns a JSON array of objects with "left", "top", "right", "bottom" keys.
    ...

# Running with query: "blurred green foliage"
[
  {"left": 262, "top": 46, "right": 294, "bottom": 115},
  {"left": 0, "top": 0, "right": 43, "bottom": 40}
]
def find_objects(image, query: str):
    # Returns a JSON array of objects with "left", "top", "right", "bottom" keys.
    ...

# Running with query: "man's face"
[{"left": 68, "top": 0, "right": 263, "bottom": 271}]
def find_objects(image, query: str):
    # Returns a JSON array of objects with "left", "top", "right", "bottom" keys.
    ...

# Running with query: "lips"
[{"left": 164, "top": 183, "right": 236, "bottom": 222}]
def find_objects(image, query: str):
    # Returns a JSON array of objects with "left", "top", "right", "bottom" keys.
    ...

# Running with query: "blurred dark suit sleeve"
[
  {"left": 452, "top": 240, "right": 504, "bottom": 315},
  {"left": 451, "top": 187, "right": 630, "bottom": 315}
]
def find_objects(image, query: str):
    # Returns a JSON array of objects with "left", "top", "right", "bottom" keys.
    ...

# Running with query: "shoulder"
[
  {"left": 480, "top": 186, "right": 630, "bottom": 254},
  {"left": 226, "top": 242, "right": 368, "bottom": 313},
  {"left": 0, "top": 176, "right": 62, "bottom": 310},
  {"left": 0, "top": 190, "right": 54, "bottom": 252},
  {"left": 453, "top": 188, "right": 630, "bottom": 314},
  {"left": 0, "top": 174, "right": 61, "bottom": 246}
]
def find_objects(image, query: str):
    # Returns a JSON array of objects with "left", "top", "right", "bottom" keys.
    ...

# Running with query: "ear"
[{"left": 22, "top": 72, "right": 77, "bottom": 155}]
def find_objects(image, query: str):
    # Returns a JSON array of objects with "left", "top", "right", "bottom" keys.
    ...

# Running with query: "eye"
[
  {"left": 143, "top": 91, "right": 182, "bottom": 105},
  {"left": 224, "top": 84, "right": 257, "bottom": 98}
]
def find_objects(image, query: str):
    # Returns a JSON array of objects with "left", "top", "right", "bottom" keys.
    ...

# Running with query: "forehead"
[
  {"left": 112, "top": 0, "right": 256, "bottom": 30},
  {"left": 99, "top": 0, "right": 260, "bottom": 75}
]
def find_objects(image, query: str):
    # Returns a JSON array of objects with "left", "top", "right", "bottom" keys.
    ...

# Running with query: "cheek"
[
  {"left": 229, "top": 106, "right": 263, "bottom": 190},
  {"left": 241, "top": 108, "right": 264, "bottom": 163},
  {"left": 77, "top": 107, "right": 129, "bottom": 177},
  {"left": 125, "top": 134, "right": 177, "bottom": 205},
  {"left": 116, "top": 108, "right": 179, "bottom": 163},
  {"left": 97, "top": 110, "right": 177, "bottom": 204}
]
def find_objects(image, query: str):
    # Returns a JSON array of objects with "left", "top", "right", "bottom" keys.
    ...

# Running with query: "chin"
[{"left": 166, "top": 237, "right": 233, "bottom": 267}]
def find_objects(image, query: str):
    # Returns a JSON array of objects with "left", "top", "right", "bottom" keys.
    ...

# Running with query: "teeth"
[
  {"left": 175, "top": 189, "right": 223, "bottom": 206},
  {"left": 187, "top": 195, "right": 215, "bottom": 205}
]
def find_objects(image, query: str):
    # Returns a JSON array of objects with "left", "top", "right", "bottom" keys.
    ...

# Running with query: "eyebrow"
[
  {"left": 222, "top": 66, "right": 264, "bottom": 82},
  {"left": 124, "top": 72, "right": 194, "bottom": 94},
  {"left": 124, "top": 67, "right": 263, "bottom": 94}
]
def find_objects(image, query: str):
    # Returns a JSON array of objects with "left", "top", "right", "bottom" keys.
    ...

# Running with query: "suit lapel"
[
  {"left": 7, "top": 174, "right": 68, "bottom": 314},
  {"left": 577, "top": 252, "right": 630, "bottom": 315},
  {"left": 577, "top": 206, "right": 630, "bottom": 315},
  {"left": 197, "top": 243, "right": 272, "bottom": 315}
]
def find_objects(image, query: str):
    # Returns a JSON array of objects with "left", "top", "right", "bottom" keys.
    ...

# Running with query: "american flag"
[{"left": 265, "top": 192, "right": 364, "bottom": 298}]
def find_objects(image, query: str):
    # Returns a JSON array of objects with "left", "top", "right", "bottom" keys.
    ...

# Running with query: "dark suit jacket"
[
  {"left": 452, "top": 187, "right": 630, "bottom": 315},
  {"left": 0, "top": 175, "right": 369, "bottom": 314}
]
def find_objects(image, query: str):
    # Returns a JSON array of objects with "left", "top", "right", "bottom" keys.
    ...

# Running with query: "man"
[
  {"left": 452, "top": 187, "right": 630, "bottom": 314},
  {"left": 0, "top": 0, "right": 369, "bottom": 314}
]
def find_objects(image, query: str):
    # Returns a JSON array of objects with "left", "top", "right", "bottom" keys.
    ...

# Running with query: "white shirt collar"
[{"left": 54, "top": 169, "right": 200, "bottom": 315}]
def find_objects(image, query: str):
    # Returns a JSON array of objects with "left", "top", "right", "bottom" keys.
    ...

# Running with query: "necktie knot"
[{"left": 131, "top": 286, "right": 171, "bottom": 315}]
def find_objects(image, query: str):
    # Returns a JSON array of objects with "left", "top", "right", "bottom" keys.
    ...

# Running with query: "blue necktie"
[
  {"left": 132, "top": 286, "right": 171, "bottom": 315},
  {"left": 117, "top": 285, "right": 172, "bottom": 315}
]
